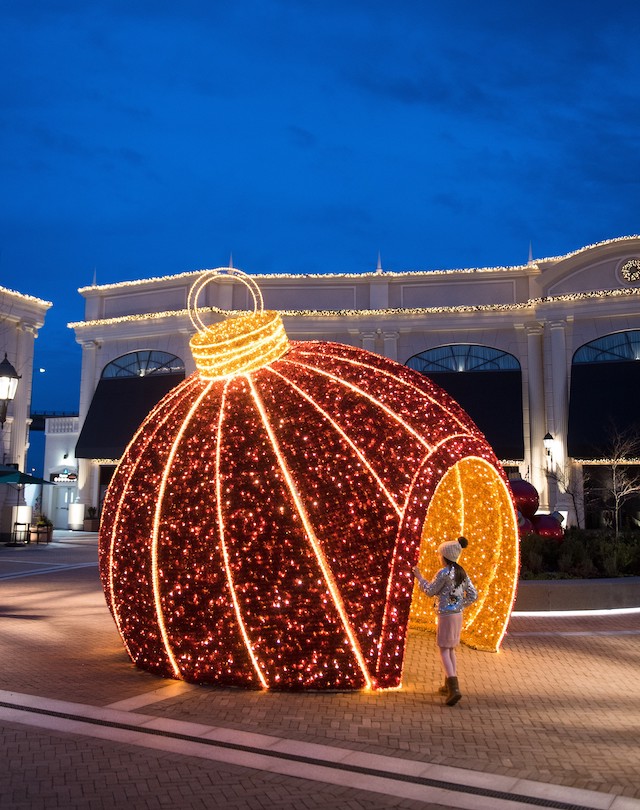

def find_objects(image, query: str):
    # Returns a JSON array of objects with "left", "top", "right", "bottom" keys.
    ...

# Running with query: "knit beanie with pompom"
[{"left": 437, "top": 536, "right": 468, "bottom": 563}]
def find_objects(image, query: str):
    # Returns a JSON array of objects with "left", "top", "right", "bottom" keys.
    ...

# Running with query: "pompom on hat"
[{"left": 437, "top": 536, "right": 468, "bottom": 563}]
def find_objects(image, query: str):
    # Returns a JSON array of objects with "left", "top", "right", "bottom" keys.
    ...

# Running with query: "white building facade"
[
  {"left": 0, "top": 284, "right": 51, "bottom": 537},
  {"left": 40, "top": 415, "right": 80, "bottom": 530},
  {"left": 67, "top": 236, "right": 640, "bottom": 528}
]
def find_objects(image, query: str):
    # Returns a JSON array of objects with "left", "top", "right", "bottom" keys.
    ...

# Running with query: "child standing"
[{"left": 412, "top": 536, "right": 477, "bottom": 706}]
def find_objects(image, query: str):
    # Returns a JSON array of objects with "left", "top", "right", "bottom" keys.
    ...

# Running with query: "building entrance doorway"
[{"left": 53, "top": 485, "right": 76, "bottom": 529}]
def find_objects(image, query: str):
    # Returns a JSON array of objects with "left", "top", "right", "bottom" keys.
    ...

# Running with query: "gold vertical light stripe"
[
  {"left": 107, "top": 377, "right": 202, "bottom": 654},
  {"left": 456, "top": 462, "right": 465, "bottom": 535},
  {"left": 266, "top": 367, "right": 402, "bottom": 518},
  {"left": 248, "top": 374, "right": 373, "bottom": 690},
  {"left": 293, "top": 349, "right": 472, "bottom": 435},
  {"left": 215, "top": 381, "right": 269, "bottom": 688},
  {"left": 279, "top": 359, "right": 432, "bottom": 450},
  {"left": 493, "top": 471, "right": 520, "bottom": 649},
  {"left": 151, "top": 381, "right": 215, "bottom": 678}
]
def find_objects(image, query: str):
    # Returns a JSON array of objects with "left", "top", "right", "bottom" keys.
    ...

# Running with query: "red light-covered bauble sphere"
[
  {"left": 509, "top": 478, "right": 539, "bottom": 519},
  {"left": 531, "top": 514, "right": 564, "bottom": 540},
  {"left": 99, "top": 269, "right": 519, "bottom": 691}
]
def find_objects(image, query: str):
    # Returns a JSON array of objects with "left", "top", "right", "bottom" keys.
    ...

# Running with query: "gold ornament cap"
[{"left": 188, "top": 268, "right": 289, "bottom": 380}]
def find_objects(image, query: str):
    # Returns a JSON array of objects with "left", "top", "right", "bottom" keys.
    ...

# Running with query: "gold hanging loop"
[
  {"left": 188, "top": 267, "right": 265, "bottom": 333},
  {"left": 188, "top": 267, "right": 289, "bottom": 380}
]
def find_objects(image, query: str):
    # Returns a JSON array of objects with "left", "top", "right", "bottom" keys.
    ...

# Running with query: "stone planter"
[
  {"left": 83, "top": 518, "right": 100, "bottom": 532},
  {"left": 30, "top": 524, "right": 53, "bottom": 544}
]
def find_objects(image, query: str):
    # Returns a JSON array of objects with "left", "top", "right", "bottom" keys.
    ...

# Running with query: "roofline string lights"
[
  {"left": 99, "top": 269, "right": 519, "bottom": 691},
  {"left": 77, "top": 234, "right": 640, "bottom": 294}
]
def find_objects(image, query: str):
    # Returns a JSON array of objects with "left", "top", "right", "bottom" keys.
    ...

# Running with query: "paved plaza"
[{"left": 1, "top": 532, "right": 639, "bottom": 809}]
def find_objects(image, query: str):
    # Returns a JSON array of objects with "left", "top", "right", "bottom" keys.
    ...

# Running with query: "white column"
[
  {"left": 360, "top": 331, "right": 378, "bottom": 353},
  {"left": 9, "top": 323, "right": 36, "bottom": 472},
  {"left": 75, "top": 340, "right": 101, "bottom": 513},
  {"left": 549, "top": 320, "right": 568, "bottom": 462},
  {"left": 548, "top": 319, "right": 571, "bottom": 518},
  {"left": 526, "top": 323, "right": 547, "bottom": 506},
  {"left": 78, "top": 341, "right": 100, "bottom": 424},
  {"left": 382, "top": 331, "right": 399, "bottom": 362}
]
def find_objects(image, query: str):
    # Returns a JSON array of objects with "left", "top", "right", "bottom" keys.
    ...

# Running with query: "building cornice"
[
  {"left": 68, "top": 285, "right": 640, "bottom": 332},
  {"left": 0, "top": 284, "right": 52, "bottom": 309}
]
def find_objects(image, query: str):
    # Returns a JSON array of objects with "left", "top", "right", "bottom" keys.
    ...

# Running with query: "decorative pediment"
[{"left": 536, "top": 236, "right": 640, "bottom": 297}]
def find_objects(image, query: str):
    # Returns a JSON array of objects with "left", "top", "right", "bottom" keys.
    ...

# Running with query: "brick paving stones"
[
  {"left": 2, "top": 721, "right": 438, "bottom": 810},
  {"left": 1, "top": 534, "right": 639, "bottom": 808}
]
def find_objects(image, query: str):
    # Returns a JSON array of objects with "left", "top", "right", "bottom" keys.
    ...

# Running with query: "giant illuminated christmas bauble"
[{"left": 99, "top": 269, "right": 519, "bottom": 691}]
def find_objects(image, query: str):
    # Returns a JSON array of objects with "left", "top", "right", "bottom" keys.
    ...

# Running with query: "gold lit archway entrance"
[{"left": 408, "top": 456, "right": 519, "bottom": 653}]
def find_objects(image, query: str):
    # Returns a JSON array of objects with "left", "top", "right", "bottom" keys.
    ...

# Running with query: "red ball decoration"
[
  {"left": 531, "top": 514, "right": 564, "bottom": 540},
  {"left": 517, "top": 515, "right": 534, "bottom": 536},
  {"left": 509, "top": 479, "right": 539, "bottom": 519},
  {"left": 99, "top": 270, "right": 519, "bottom": 692}
]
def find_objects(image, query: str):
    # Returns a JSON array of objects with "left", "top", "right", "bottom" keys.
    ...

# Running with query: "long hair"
[{"left": 443, "top": 536, "right": 468, "bottom": 588}]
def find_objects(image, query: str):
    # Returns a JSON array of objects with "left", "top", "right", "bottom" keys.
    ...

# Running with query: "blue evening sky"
[{"left": 1, "top": 1, "right": 639, "bottom": 414}]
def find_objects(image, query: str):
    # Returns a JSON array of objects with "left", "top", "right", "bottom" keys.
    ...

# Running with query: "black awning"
[
  {"left": 425, "top": 370, "right": 524, "bottom": 460},
  {"left": 568, "top": 361, "right": 640, "bottom": 458},
  {"left": 75, "top": 373, "right": 184, "bottom": 459}
]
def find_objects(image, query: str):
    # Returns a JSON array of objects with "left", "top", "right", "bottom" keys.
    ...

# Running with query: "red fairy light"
[{"left": 99, "top": 268, "right": 519, "bottom": 691}]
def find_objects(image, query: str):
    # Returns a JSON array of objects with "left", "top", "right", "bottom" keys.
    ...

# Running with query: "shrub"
[{"left": 519, "top": 528, "right": 640, "bottom": 579}]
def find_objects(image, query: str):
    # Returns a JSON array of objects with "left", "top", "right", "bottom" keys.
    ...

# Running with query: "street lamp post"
[
  {"left": 0, "top": 353, "right": 20, "bottom": 429},
  {"left": 542, "top": 432, "right": 555, "bottom": 512}
]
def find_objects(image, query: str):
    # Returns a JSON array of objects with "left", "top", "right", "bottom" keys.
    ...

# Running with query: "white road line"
[
  {"left": 509, "top": 630, "right": 640, "bottom": 637},
  {"left": 0, "top": 562, "right": 98, "bottom": 581},
  {"left": 513, "top": 607, "right": 640, "bottom": 617},
  {"left": 0, "top": 558, "right": 73, "bottom": 566}
]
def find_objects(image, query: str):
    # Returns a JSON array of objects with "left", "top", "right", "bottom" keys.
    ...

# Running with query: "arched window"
[
  {"left": 102, "top": 350, "right": 185, "bottom": 379},
  {"left": 77, "top": 351, "right": 186, "bottom": 461},
  {"left": 573, "top": 330, "right": 640, "bottom": 364},
  {"left": 406, "top": 344, "right": 523, "bottom": 460},
  {"left": 568, "top": 330, "right": 640, "bottom": 460},
  {"left": 407, "top": 344, "right": 520, "bottom": 374}
]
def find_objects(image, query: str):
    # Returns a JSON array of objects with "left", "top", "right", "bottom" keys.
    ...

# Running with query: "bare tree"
[
  {"left": 595, "top": 425, "right": 640, "bottom": 537},
  {"left": 547, "top": 462, "right": 593, "bottom": 529}
]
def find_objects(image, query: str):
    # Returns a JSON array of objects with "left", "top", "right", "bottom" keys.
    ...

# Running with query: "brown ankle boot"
[
  {"left": 445, "top": 676, "right": 461, "bottom": 706},
  {"left": 438, "top": 680, "right": 447, "bottom": 694}
]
